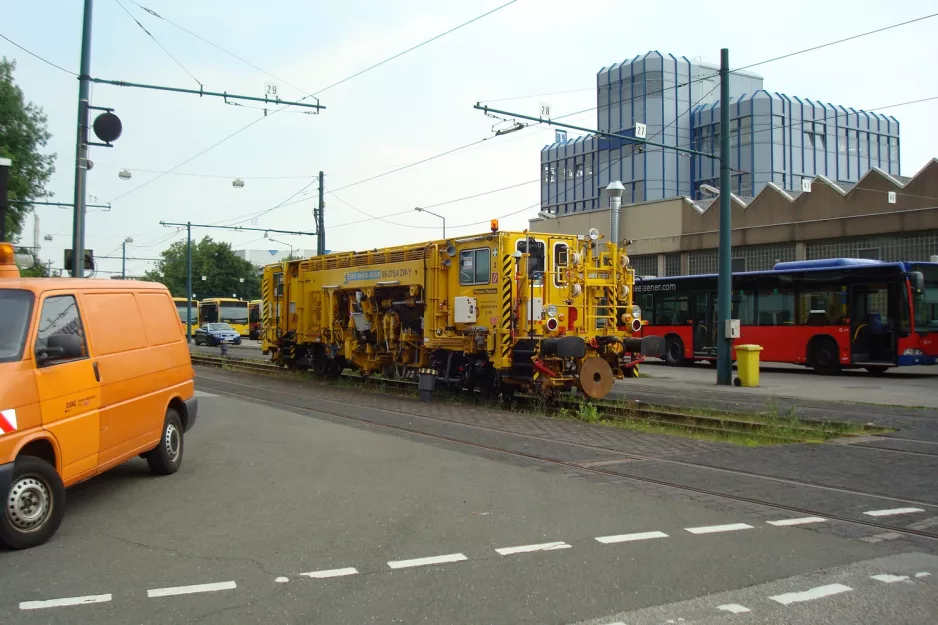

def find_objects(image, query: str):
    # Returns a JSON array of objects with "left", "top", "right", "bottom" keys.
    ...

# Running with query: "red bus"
[{"left": 632, "top": 258, "right": 938, "bottom": 374}]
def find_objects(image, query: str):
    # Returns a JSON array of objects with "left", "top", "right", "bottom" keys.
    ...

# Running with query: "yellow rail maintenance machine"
[{"left": 261, "top": 220, "right": 663, "bottom": 400}]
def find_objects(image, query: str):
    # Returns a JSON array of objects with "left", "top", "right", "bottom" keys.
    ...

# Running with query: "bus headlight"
[
  {"left": 903, "top": 348, "right": 924, "bottom": 356},
  {"left": 545, "top": 304, "right": 558, "bottom": 318},
  {"left": 631, "top": 304, "right": 642, "bottom": 319}
]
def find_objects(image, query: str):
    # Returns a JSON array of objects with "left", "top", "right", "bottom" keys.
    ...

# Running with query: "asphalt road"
[{"left": 2, "top": 389, "right": 935, "bottom": 623}]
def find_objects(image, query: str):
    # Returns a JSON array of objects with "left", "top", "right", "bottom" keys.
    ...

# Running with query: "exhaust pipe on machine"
[{"left": 605, "top": 181, "right": 626, "bottom": 245}]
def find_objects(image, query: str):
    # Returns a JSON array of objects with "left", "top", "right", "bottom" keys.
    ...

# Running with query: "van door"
[{"left": 33, "top": 294, "right": 101, "bottom": 485}]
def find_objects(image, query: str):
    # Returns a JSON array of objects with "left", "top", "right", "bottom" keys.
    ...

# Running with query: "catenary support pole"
[
  {"left": 71, "top": 0, "right": 94, "bottom": 278},
  {"left": 716, "top": 47, "right": 733, "bottom": 386},
  {"left": 318, "top": 171, "right": 325, "bottom": 255},
  {"left": 186, "top": 222, "right": 192, "bottom": 343}
]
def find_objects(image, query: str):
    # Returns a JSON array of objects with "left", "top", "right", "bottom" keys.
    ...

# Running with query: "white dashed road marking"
[
  {"left": 20, "top": 594, "right": 112, "bottom": 611},
  {"left": 147, "top": 581, "right": 237, "bottom": 598},
  {"left": 685, "top": 523, "right": 753, "bottom": 535},
  {"left": 300, "top": 567, "right": 359, "bottom": 579},
  {"left": 863, "top": 507, "right": 924, "bottom": 517},
  {"left": 194, "top": 391, "right": 218, "bottom": 398},
  {"left": 915, "top": 572, "right": 931, "bottom": 578},
  {"left": 871, "top": 574, "right": 910, "bottom": 583},
  {"left": 769, "top": 583, "right": 852, "bottom": 605},
  {"left": 387, "top": 553, "right": 468, "bottom": 569},
  {"left": 717, "top": 603, "right": 751, "bottom": 613},
  {"left": 767, "top": 516, "right": 827, "bottom": 526},
  {"left": 495, "top": 541, "right": 571, "bottom": 555},
  {"left": 275, "top": 577, "right": 289, "bottom": 583},
  {"left": 596, "top": 531, "right": 669, "bottom": 544}
]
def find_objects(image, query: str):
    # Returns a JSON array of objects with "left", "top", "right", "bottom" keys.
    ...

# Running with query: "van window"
[
  {"left": 35, "top": 295, "right": 88, "bottom": 361},
  {"left": 0, "top": 289, "right": 34, "bottom": 363},
  {"left": 137, "top": 293, "right": 184, "bottom": 345},
  {"left": 81, "top": 293, "right": 147, "bottom": 355}
]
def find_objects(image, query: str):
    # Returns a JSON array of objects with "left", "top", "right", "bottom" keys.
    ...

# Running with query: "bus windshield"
[
  {"left": 220, "top": 303, "right": 248, "bottom": 324},
  {"left": 0, "top": 289, "right": 34, "bottom": 363},
  {"left": 913, "top": 265, "right": 938, "bottom": 332}
]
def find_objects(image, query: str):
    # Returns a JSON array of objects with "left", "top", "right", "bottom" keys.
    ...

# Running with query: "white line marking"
[
  {"left": 20, "top": 594, "right": 112, "bottom": 610},
  {"left": 860, "top": 531, "right": 903, "bottom": 543},
  {"left": 717, "top": 603, "right": 751, "bottom": 614},
  {"left": 871, "top": 574, "right": 910, "bottom": 583},
  {"left": 863, "top": 507, "right": 924, "bottom": 517},
  {"left": 147, "top": 581, "right": 237, "bottom": 598},
  {"left": 194, "top": 391, "right": 218, "bottom": 398},
  {"left": 685, "top": 523, "right": 753, "bottom": 534},
  {"left": 767, "top": 516, "right": 827, "bottom": 526},
  {"left": 596, "top": 531, "right": 669, "bottom": 544},
  {"left": 275, "top": 577, "right": 289, "bottom": 583},
  {"left": 770, "top": 583, "right": 852, "bottom": 605},
  {"left": 387, "top": 553, "right": 467, "bottom": 569},
  {"left": 299, "top": 567, "right": 359, "bottom": 579},
  {"left": 495, "top": 541, "right": 571, "bottom": 555},
  {"left": 915, "top": 572, "right": 931, "bottom": 578}
]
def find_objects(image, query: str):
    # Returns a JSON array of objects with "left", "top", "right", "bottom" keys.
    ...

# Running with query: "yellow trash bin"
[{"left": 734, "top": 344, "right": 763, "bottom": 387}]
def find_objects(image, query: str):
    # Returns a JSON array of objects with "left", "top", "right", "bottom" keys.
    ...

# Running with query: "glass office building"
[{"left": 540, "top": 51, "right": 900, "bottom": 215}]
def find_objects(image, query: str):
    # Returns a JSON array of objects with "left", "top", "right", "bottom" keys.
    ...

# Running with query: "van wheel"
[
  {"left": 0, "top": 456, "right": 66, "bottom": 550},
  {"left": 147, "top": 409, "right": 184, "bottom": 475},
  {"left": 664, "top": 336, "right": 686, "bottom": 366}
]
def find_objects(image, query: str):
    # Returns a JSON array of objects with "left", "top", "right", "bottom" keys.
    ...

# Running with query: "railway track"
[
  {"left": 190, "top": 355, "right": 813, "bottom": 443},
  {"left": 194, "top": 371, "right": 938, "bottom": 543}
]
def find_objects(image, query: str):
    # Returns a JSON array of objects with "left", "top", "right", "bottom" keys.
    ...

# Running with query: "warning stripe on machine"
[
  {"left": 501, "top": 254, "right": 513, "bottom": 360},
  {"left": 0, "top": 409, "right": 17, "bottom": 434}
]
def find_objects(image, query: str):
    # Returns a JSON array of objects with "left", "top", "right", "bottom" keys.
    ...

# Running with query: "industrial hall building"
[
  {"left": 539, "top": 51, "right": 901, "bottom": 216},
  {"left": 529, "top": 159, "right": 938, "bottom": 278}
]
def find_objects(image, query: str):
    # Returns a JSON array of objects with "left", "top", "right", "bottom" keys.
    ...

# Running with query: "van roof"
[{"left": 0, "top": 278, "right": 169, "bottom": 293}]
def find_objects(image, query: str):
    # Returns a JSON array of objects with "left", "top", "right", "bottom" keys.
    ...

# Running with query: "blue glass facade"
[{"left": 540, "top": 51, "right": 901, "bottom": 214}]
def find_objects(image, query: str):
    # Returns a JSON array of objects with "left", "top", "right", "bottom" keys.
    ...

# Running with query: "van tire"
[
  {"left": 147, "top": 409, "right": 184, "bottom": 475},
  {"left": 0, "top": 456, "right": 66, "bottom": 550}
]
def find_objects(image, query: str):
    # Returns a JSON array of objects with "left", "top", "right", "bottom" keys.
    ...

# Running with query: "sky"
[{"left": 3, "top": 0, "right": 937, "bottom": 278}]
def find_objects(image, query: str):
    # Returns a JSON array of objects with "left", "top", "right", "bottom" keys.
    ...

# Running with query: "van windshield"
[{"left": 0, "top": 289, "right": 34, "bottom": 363}]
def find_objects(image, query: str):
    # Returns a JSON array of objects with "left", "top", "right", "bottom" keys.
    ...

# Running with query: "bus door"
[
  {"left": 849, "top": 283, "right": 896, "bottom": 364},
  {"left": 691, "top": 291, "right": 717, "bottom": 357}
]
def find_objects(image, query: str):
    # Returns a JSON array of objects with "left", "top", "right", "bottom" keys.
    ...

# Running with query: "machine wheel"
[
  {"left": 809, "top": 338, "right": 841, "bottom": 376},
  {"left": 663, "top": 336, "right": 686, "bottom": 367},
  {"left": 0, "top": 456, "right": 66, "bottom": 550},
  {"left": 864, "top": 365, "right": 891, "bottom": 375},
  {"left": 579, "top": 357, "right": 614, "bottom": 399},
  {"left": 146, "top": 409, "right": 184, "bottom": 475}
]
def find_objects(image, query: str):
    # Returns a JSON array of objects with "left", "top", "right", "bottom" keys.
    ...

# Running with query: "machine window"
[{"left": 459, "top": 249, "right": 491, "bottom": 286}]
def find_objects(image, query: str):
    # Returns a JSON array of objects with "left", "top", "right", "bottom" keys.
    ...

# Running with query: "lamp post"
[
  {"left": 268, "top": 237, "right": 293, "bottom": 260},
  {"left": 121, "top": 236, "right": 133, "bottom": 278},
  {"left": 414, "top": 206, "right": 445, "bottom": 239}
]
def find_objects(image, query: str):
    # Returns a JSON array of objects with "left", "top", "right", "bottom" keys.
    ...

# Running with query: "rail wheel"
[{"left": 579, "top": 357, "right": 614, "bottom": 399}]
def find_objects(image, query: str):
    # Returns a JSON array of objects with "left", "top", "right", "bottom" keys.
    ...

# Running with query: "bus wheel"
[
  {"left": 664, "top": 336, "right": 686, "bottom": 367},
  {"left": 0, "top": 456, "right": 66, "bottom": 550},
  {"left": 809, "top": 338, "right": 841, "bottom": 376},
  {"left": 864, "top": 365, "right": 890, "bottom": 375}
]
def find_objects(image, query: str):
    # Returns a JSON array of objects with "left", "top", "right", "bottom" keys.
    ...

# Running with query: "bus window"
[
  {"left": 757, "top": 290, "right": 795, "bottom": 325},
  {"left": 655, "top": 293, "right": 689, "bottom": 325},
  {"left": 220, "top": 302, "right": 248, "bottom": 325},
  {"left": 798, "top": 288, "right": 846, "bottom": 325},
  {"left": 733, "top": 290, "right": 756, "bottom": 325},
  {"left": 913, "top": 266, "right": 938, "bottom": 331},
  {"left": 636, "top": 293, "right": 654, "bottom": 324}
]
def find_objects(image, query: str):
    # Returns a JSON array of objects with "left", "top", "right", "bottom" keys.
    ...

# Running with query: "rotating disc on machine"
[{"left": 579, "top": 357, "right": 614, "bottom": 399}]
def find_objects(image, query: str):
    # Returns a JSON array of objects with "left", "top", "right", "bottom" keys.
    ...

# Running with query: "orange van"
[{"left": 0, "top": 243, "right": 197, "bottom": 549}]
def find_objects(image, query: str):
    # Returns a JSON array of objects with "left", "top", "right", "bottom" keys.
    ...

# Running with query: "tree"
[
  {"left": 0, "top": 58, "right": 55, "bottom": 242},
  {"left": 144, "top": 236, "right": 261, "bottom": 299}
]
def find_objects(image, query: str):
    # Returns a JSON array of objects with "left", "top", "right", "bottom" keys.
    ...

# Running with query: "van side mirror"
[{"left": 36, "top": 334, "right": 83, "bottom": 365}]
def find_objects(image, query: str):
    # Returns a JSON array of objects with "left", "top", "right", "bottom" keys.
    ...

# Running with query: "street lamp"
[
  {"left": 0, "top": 157, "right": 11, "bottom": 242},
  {"left": 268, "top": 238, "right": 293, "bottom": 260},
  {"left": 118, "top": 169, "right": 132, "bottom": 180},
  {"left": 121, "top": 237, "right": 134, "bottom": 278},
  {"left": 414, "top": 206, "right": 445, "bottom": 239},
  {"left": 232, "top": 178, "right": 245, "bottom": 189}
]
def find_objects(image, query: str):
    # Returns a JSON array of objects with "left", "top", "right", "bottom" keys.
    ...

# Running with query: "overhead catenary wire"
[
  {"left": 108, "top": 0, "right": 520, "bottom": 205},
  {"left": 0, "top": 32, "right": 77, "bottom": 75},
  {"left": 114, "top": 0, "right": 202, "bottom": 87}
]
